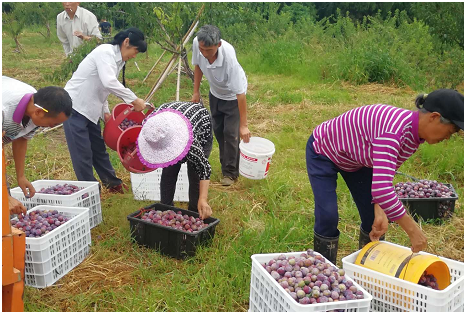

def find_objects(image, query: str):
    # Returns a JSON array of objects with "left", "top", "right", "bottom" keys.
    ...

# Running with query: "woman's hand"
[
  {"left": 131, "top": 98, "right": 146, "bottom": 112},
  {"left": 395, "top": 213, "right": 428, "bottom": 253},
  {"left": 198, "top": 199, "right": 212, "bottom": 220},
  {"left": 104, "top": 113, "right": 111, "bottom": 123},
  {"left": 17, "top": 175, "right": 35, "bottom": 198},
  {"left": 9, "top": 195, "right": 26, "bottom": 216},
  {"left": 370, "top": 204, "right": 389, "bottom": 241}
]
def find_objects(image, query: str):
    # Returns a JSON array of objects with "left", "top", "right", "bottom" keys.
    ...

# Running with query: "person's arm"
[
  {"left": 95, "top": 51, "right": 145, "bottom": 111},
  {"left": 371, "top": 133, "right": 427, "bottom": 252},
  {"left": 187, "top": 139, "right": 212, "bottom": 219},
  {"left": 198, "top": 179, "right": 212, "bottom": 220},
  {"left": 9, "top": 195, "right": 26, "bottom": 216},
  {"left": 12, "top": 137, "right": 35, "bottom": 198},
  {"left": 56, "top": 15, "right": 72, "bottom": 56},
  {"left": 191, "top": 65, "right": 203, "bottom": 103},
  {"left": 236, "top": 93, "right": 251, "bottom": 143}
]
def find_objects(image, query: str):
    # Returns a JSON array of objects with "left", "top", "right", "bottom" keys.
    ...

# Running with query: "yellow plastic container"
[{"left": 355, "top": 241, "right": 450, "bottom": 290}]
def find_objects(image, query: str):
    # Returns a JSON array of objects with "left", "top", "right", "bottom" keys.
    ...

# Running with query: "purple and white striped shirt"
[{"left": 313, "top": 104, "right": 424, "bottom": 221}]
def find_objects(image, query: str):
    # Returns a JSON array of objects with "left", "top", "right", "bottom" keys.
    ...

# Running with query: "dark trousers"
[
  {"left": 306, "top": 134, "right": 375, "bottom": 237},
  {"left": 160, "top": 135, "right": 213, "bottom": 213},
  {"left": 209, "top": 92, "right": 240, "bottom": 178},
  {"left": 63, "top": 109, "right": 122, "bottom": 188}
]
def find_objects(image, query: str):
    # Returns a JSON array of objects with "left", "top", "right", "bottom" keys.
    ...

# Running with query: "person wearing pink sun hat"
[{"left": 137, "top": 101, "right": 213, "bottom": 219}]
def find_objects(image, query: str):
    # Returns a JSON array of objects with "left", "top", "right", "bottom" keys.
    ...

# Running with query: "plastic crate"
[
  {"left": 13, "top": 205, "right": 92, "bottom": 288},
  {"left": 130, "top": 163, "right": 189, "bottom": 202},
  {"left": 10, "top": 180, "right": 102, "bottom": 229},
  {"left": 249, "top": 251, "right": 373, "bottom": 312},
  {"left": 127, "top": 203, "right": 220, "bottom": 259},
  {"left": 342, "top": 243, "right": 464, "bottom": 312},
  {"left": 399, "top": 184, "right": 458, "bottom": 221}
]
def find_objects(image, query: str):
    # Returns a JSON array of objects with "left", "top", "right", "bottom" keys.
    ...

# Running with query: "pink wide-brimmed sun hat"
[{"left": 136, "top": 108, "right": 193, "bottom": 169}]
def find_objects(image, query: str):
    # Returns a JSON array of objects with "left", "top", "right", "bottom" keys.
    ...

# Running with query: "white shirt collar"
[
  {"left": 64, "top": 6, "right": 82, "bottom": 20},
  {"left": 206, "top": 41, "right": 224, "bottom": 68},
  {"left": 113, "top": 44, "right": 123, "bottom": 64}
]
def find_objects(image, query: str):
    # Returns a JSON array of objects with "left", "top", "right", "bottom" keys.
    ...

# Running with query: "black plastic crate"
[
  {"left": 399, "top": 184, "right": 458, "bottom": 221},
  {"left": 127, "top": 203, "right": 220, "bottom": 259}
]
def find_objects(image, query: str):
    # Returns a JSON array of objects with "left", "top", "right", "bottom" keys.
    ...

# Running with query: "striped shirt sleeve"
[{"left": 371, "top": 133, "right": 406, "bottom": 221}]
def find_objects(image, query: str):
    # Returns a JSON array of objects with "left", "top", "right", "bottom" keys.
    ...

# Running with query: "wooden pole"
[
  {"left": 145, "top": 54, "right": 179, "bottom": 102},
  {"left": 142, "top": 50, "right": 166, "bottom": 83},
  {"left": 176, "top": 57, "right": 182, "bottom": 101}
]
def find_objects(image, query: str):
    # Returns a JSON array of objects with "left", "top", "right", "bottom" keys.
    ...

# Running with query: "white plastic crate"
[
  {"left": 342, "top": 242, "right": 464, "bottom": 312},
  {"left": 14, "top": 205, "right": 92, "bottom": 288},
  {"left": 250, "top": 251, "right": 372, "bottom": 312},
  {"left": 10, "top": 180, "right": 102, "bottom": 229},
  {"left": 130, "top": 163, "right": 189, "bottom": 202}
]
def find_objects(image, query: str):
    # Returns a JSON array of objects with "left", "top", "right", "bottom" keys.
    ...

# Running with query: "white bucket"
[{"left": 239, "top": 137, "right": 275, "bottom": 180}]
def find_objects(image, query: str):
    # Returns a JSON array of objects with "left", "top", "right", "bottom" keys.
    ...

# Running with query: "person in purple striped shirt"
[{"left": 306, "top": 89, "right": 463, "bottom": 265}]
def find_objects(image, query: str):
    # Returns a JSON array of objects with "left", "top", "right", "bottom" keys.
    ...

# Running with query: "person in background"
[
  {"left": 57, "top": 2, "right": 102, "bottom": 56},
  {"left": 63, "top": 28, "right": 147, "bottom": 194},
  {"left": 137, "top": 101, "right": 213, "bottom": 219},
  {"left": 306, "top": 89, "right": 463, "bottom": 265},
  {"left": 2, "top": 76, "right": 72, "bottom": 202},
  {"left": 99, "top": 18, "right": 112, "bottom": 36},
  {"left": 191, "top": 25, "right": 251, "bottom": 186}
]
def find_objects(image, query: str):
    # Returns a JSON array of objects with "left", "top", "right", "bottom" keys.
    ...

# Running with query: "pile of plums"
[
  {"left": 11, "top": 209, "right": 70, "bottom": 238},
  {"left": 140, "top": 209, "right": 209, "bottom": 233},
  {"left": 262, "top": 249, "right": 366, "bottom": 304},
  {"left": 418, "top": 271, "right": 439, "bottom": 290},
  {"left": 37, "top": 183, "right": 88, "bottom": 199},
  {"left": 395, "top": 180, "right": 455, "bottom": 199},
  {"left": 119, "top": 118, "right": 141, "bottom": 130}
]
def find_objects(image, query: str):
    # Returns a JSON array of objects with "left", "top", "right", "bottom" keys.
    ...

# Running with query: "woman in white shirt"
[{"left": 63, "top": 27, "right": 147, "bottom": 194}]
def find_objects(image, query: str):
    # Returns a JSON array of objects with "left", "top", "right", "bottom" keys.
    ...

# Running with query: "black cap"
[{"left": 423, "top": 89, "right": 464, "bottom": 130}]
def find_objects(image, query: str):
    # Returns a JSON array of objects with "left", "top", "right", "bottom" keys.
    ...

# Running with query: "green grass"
[{"left": 2, "top": 29, "right": 464, "bottom": 312}]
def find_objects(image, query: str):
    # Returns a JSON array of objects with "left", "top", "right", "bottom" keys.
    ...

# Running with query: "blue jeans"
[{"left": 306, "top": 134, "right": 375, "bottom": 237}]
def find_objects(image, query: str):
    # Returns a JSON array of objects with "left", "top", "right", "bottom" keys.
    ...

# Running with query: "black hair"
[
  {"left": 110, "top": 27, "right": 147, "bottom": 87},
  {"left": 196, "top": 25, "right": 222, "bottom": 46},
  {"left": 34, "top": 86, "right": 72, "bottom": 117},
  {"left": 415, "top": 93, "right": 427, "bottom": 110}
]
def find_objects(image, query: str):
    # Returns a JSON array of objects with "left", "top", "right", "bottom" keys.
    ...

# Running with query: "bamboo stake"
[
  {"left": 142, "top": 50, "right": 166, "bottom": 83},
  {"left": 176, "top": 57, "right": 182, "bottom": 101},
  {"left": 145, "top": 54, "right": 179, "bottom": 102}
]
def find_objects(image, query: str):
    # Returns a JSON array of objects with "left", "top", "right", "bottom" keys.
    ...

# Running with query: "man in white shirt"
[
  {"left": 191, "top": 25, "right": 251, "bottom": 186},
  {"left": 57, "top": 2, "right": 102, "bottom": 56}
]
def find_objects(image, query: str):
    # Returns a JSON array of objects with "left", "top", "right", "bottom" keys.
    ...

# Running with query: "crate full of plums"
[
  {"left": 249, "top": 250, "right": 372, "bottom": 312},
  {"left": 10, "top": 180, "right": 102, "bottom": 228},
  {"left": 127, "top": 203, "right": 220, "bottom": 259},
  {"left": 395, "top": 180, "right": 458, "bottom": 221},
  {"left": 342, "top": 242, "right": 464, "bottom": 312},
  {"left": 11, "top": 206, "right": 91, "bottom": 288}
]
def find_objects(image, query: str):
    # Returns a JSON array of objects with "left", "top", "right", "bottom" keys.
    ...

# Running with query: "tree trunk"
[
  {"left": 181, "top": 48, "right": 194, "bottom": 82},
  {"left": 46, "top": 21, "right": 51, "bottom": 38},
  {"left": 14, "top": 36, "right": 25, "bottom": 53}
]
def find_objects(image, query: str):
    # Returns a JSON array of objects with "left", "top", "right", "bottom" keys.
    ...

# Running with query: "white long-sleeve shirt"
[
  {"left": 64, "top": 44, "right": 138, "bottom": 124},
  {"left": 56, "top": 6, "right": 102, "bottom": 56}
]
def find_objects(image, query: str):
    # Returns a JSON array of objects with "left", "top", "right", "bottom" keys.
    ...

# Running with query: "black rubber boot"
[
  {"left": 313, "top": 230, "right": 339, "bottom": 265},
  {"left": 359, "top": 227, "right": 385, "bottom": 249}
]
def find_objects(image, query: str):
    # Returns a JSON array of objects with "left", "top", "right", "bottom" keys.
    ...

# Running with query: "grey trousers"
[
  {"left": 160, "top": 135, "right": 213, "bottom": 213},
  {"left": 63, "top": 109, "right": 122, "bottom": 189},
  {"left": 209, "top": 92, "right": 240, "bottom": 178}
]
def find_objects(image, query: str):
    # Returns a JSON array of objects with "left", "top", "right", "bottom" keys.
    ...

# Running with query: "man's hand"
[
  {"left": 17, "top": 176, "right": 35, "bottom": 198},
  {"left": 131, "top": 98, "right": 146, "bottom": 112},
  {"left": 104, "top": 113, "right": 111, "bottom": 123},
  {"left": 240, "top": 125, "right": 251, "bottom": 143},
  {"left": 73, "top": 31, "right": 91, "bottom": 40},
  {"left": 369, "top": 204, "right": 389, "bottom": 241},
  {"left": 191, "top": 91, "right": 201, "bottom": 103},
  {"left": 9, "top": 195, "right": 26, "bottom": 216},
  {"left": 198, "top": 199, "right": 212, "bottom": 220}
]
